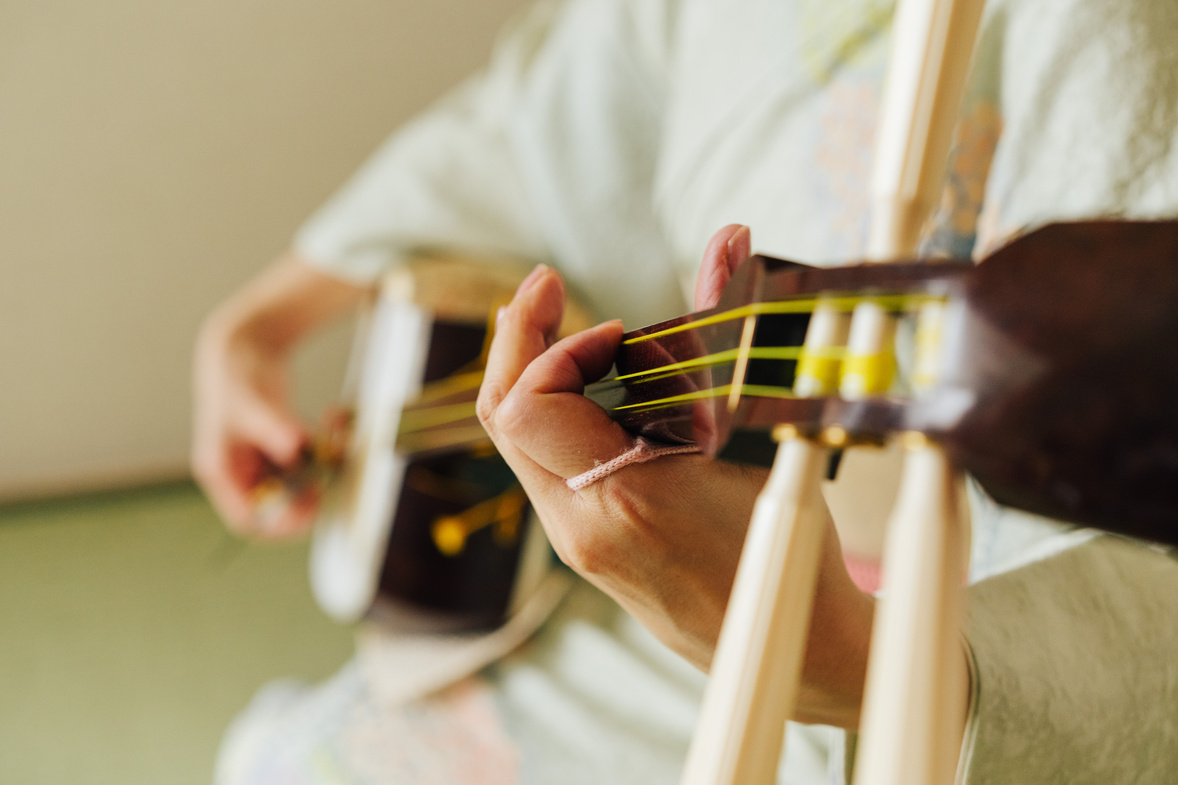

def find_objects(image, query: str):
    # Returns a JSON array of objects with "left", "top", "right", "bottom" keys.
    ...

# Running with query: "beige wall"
[{"left": 0, "top": 0, "right": 532, "bottom": 499}]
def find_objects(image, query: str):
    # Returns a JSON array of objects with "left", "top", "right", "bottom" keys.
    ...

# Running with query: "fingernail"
[
  {"left": 496, "top": 305, "right": 507, "bottom": 326},
  {"left": 727, "top": 225, "right": 750, "bottom": 256},
  {"left": 518, "top": 263, "right": 550, "bottom": 294}
]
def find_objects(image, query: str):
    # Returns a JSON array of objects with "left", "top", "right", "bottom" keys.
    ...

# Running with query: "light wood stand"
[{"left": 678, "top": 1, "right": 985, "bottom": 785}]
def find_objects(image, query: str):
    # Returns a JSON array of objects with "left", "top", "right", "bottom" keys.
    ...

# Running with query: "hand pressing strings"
[
  {"left": 563, "top": 224, "right": 750, "bottom": 491},
  {"left": 477, "top": 224, "right": 874, "bottom": 726},
  {"left": 475, "top": 224, "right": 766, "bottom": 669}
]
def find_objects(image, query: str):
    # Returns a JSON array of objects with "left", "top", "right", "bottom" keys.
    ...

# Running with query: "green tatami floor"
[{"left": 0, "top": 481, "right": 354, "bottom": 785}]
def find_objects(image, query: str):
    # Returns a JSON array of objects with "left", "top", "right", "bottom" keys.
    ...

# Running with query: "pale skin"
[
  {"left": 476, "top": 224, "right": 881, "bottom": 728},
  {"left": 193, "top": 226, "right": 969, "bottom": 734},
  {"left": 191, "top": 251, "right": 369, "bottom": 539}
]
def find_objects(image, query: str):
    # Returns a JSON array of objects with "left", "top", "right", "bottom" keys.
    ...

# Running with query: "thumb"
[{"left": 236, "top": 393, "right": 309, "bottom": 468}]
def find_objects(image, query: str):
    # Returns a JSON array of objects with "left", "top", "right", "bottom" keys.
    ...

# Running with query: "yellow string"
[
  {"left": 912, "top": 302, "right": 945, "bottom": 392},
  {"left": 794, "top": 348, "right": 845, "bottom": 394},
  {"left": 611, "top": 383, "right": 801, "bottom": 413},
  {"left": 410, "top": 370, "right": 485, "bottom": 405},
  {"left": 615, "top": 345, "right": 818, "bottom": 382},
  {"left": 623, "top": 293, "right": 927, "bottom": 345},
  {"left": 397, "top": 291, "right": 946, "bottom": 437},
  {"left": 839, "top": 352, "right": 896, "bottom": 396},
  {"left": 399, "top": 401, "right": 479, "bottom": 433}
]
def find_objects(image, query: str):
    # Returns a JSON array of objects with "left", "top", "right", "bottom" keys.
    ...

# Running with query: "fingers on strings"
[{"left": 479, "top": 264, "right": 633, "bottom": 484}]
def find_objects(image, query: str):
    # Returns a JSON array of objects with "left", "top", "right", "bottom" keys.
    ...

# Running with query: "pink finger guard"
[{"left": 566, "top": 438, "right": 701, "bottom": 491}]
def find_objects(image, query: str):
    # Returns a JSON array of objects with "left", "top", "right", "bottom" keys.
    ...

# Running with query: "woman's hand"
[
  {"left": 477, "top": 226, "right": 874, "bottom": 727},
  {"left": 477, "top": 266, "right": 761, "bottom": 669},
  {"left": 191, "top": 252, "right": 368, "bottom": 539}
]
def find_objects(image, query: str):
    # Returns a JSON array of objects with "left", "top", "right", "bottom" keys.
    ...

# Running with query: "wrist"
[
  {"left": 796, "top": 589, "right": 875, "bottom": 729},
  {"left": 199, "top": 300, "right": 295, "bottom": 363},
  {"left": 200, "top": 252, "right": 368, "bottom": 359}
]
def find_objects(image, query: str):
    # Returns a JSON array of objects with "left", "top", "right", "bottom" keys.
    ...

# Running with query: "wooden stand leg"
[
  {"left": 851, "top": 438, "right": 969, "bottom": 785},
  {"left": 680, "top": 430, "right": 831, "bottom": 785},
  {"left": 848, "top": 0, "right": 983, "bottom": 778}
]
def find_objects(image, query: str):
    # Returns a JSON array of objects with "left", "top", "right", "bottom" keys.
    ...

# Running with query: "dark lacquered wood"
[
  {"left": 394, "top": 220, "right": 1178, "bottom": 555},
  {"left": 380, "top": 449, "right": 530, "bottom": 631},
  {"left": 940, "top": 220, "right": 1178, "bottom": 544},
  {"left": 380, "top": 320, "right": 531, "bottom": 630},
  {"left": 596, "top": 220, "right": 1178, "bottom": 547}
]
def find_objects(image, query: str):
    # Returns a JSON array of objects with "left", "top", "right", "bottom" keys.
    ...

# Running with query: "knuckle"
[
  {"left": 550, "top": 496, "right": 610, "bottom": 576},
  {"left": 559, "top": 479, "right": 672, "bottom": 579},
  {"left": 597, "top": 478, "right": 646, "bottom": 528},
  {"left": 597, "top": 478, "right": 672, "bottom": 563},
  {"left": 490, "top": 389, "right": 530, "bottom": 441},
  {"left": 475, "top": 384, "right": 501, "bottom": 432},
  {"left": 559, "top": 526, "right": 608, "bottom": 576}
]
